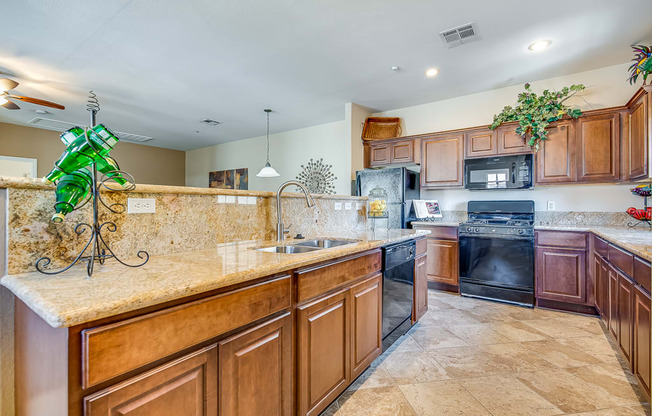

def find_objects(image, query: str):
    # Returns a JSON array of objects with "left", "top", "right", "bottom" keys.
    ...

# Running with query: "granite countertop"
[{"left": 1, "top": 229, "right": 428, "bottom": 329}]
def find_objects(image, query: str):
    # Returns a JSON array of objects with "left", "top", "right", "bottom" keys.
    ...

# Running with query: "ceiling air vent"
[
  {"left": 200, "top": 119, "right": 222, "bottom": 126},
  {"left": 27, "top": 117, "right": 154, "bottom": 143},
  {"left": 439, "top": 22, "right": 479, "bottom": 48}
]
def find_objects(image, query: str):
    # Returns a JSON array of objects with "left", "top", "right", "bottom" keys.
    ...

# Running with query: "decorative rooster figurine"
[{"left": 628, "top": 44, "right": 652, "bottom": 85}]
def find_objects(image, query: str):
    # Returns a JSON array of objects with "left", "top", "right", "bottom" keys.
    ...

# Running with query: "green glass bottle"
[
  {"left": 51, "top": 170, "right": 93, "bottom": 223},
  {"left": 59, "top": 126, "right": 85, "bottom": 146},
  {"left": 44, "top": 124, "right": 120, "bottom": 183},
  {"left": 96, "top": 155, "right": 128, "bottom": 187}
]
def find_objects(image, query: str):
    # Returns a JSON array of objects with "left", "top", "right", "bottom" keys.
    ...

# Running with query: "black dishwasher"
[{"left": 382, "top": 240, "right": 415, "bottom": 350}]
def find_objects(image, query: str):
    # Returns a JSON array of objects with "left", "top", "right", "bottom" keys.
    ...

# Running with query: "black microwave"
[{"left": 464, "top": 154, "right": 533, "bottom": 190}]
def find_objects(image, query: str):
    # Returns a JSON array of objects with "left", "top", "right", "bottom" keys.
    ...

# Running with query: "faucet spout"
[{"left": 276, "top": 180, "right": 316, "bottom": 242}]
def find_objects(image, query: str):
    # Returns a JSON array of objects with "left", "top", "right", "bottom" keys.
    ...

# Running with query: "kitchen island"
[{"left": 2, "top": 229, "right": 428, "bottom": 416}]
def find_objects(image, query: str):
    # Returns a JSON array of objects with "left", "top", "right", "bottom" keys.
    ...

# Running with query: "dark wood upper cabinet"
[
  {"left": 297, "top": 289, "right": 350, "bottom": 416},
  {"left": 465, "top": 128, "right": 497, "bottom": 158},
  {"left": 626, "top": 86, "right": 651, "bottom": 181},
  {"left": 634, "top": 285, "right": 651, "bottom": 396},
  {"left": 535, "top": 120, "right": 576, "bottom": 184},
  {"left": 219, "top": 314, "right": 292, "bottom": 416},
  {"left": 350, "top": 274, "right": 382, "bottom": 379},
  {"left": 390, "top": 139, "right": 414, "bottom": 164},
  {"left": 84, "top": 345, "right": 218, "bottom": 416},
  {"left": 535, "top": 246, "right": 586, "bottom": 304},
  {"left": 413, "top": 253, "right": 428, "bottom": 323},
  {"left": 496, "top": 126, "right": 532, "bottom": 155},
  {"left": 421, "top": 134, "right": 464, "bottom": 188},
  {"left": 576, "top": 112, "right": 620, "bottom": 183},
  {"left": 369, "top": 143, "right": 390, "bottom": 166}
]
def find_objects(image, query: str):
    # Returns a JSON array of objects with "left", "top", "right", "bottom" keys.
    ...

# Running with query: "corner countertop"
[
  {"left": 412, "top": 221, "right": 652, "bottom": 262},
  {"left": 1, "top": 229, "right": 428, "bottom": 329}
]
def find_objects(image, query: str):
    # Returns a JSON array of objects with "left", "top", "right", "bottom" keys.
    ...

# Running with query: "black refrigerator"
[{"left": 355, "top": 167, "right": 420, "bottom": 229}]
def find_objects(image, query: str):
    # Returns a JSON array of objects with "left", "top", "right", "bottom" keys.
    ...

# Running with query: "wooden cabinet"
[
  {"left": 609, "top": 265, "right": 619, "bottom": 338},
  {"left": 536, "top": 246, "right": 586, "bottom": 304},
  {"left": 413, "top": 253, "right": 428, "bottom": 323},
  {"left": 84, "top": 345, "right": 218, "bottom": 416},
  {"left": 535, "top": 120, "right": 576, "bottom": 184},
  {"left": 626, "top": 86, "right": 651, "bottom": 180},
  {"left": 426, "top": 239, "right": 459, "bottom": 287},
  {"left": 350, "top": 274, "right": 382, "bottom": 379},
  {"left": 634, "top": 285, "right": 651, "bottom": 396},
  {"left": 218, "top": 313, "right": 292, "bottom": 416},
  {"left": 576, "top": 112, "right": 620, "bottom": 183},
  {"left": 465, "top": 128, "right": 496, "bottom": 158},
  {"left": 496, "top": 126, "right": 531, "bottom": 155},
  {"left": 390, "top": 139, "right": 414, "bottom": 164},
  {"left": 369, "top": 143, "right": 390, "bottom": 166},
  {"left": 298, "top": 289, "right": 350, "bottom": 416},
  {"left": 421, "top": 134, "right": 464, "bottom": 188},
  {"left": 617, "top": 272, "right": 635, "bottom": 364},
  {"left": 596, "top": 255, "right": 610, "bottom": 320}
]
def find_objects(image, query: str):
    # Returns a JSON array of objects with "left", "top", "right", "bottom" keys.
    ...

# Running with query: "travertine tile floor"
[{"left": 321, "top": 289, "right": 651, "bottom": 416}]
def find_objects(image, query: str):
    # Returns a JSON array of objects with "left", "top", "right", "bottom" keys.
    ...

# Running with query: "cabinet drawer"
[
  {"left": 634, "top": 256, "right": 652, "bottom": 293},
  {"left": 296, "top": 251, "right": 381, "bottom": 303},
  {"left": 608, "top": 244, "right": 634, "bottom": 277},
  {"left": 413, "top": 225, "right": 458, "bottom": 240},
  {"left": 536, "top": 231, "right": 587, "bottom": 249},
  {"left": 593, "top": 235, "right": 608, "bottom": 257},
  {"left": 82, "top": 276, "right": 291, "bottom": 388}
]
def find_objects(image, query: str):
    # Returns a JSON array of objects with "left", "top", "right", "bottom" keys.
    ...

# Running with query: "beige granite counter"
[{"left": 1, "top": 229, "right": 428, "bottom": 329}]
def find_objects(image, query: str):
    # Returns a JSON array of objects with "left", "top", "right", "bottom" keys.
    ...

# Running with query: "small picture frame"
[{"left": 413, "top": 200, "right": 442, "bottom": 218}]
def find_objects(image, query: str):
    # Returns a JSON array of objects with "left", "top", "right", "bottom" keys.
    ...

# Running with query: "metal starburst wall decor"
[{"left": 296, "top": 158, "right": 337, "bottom": 194}]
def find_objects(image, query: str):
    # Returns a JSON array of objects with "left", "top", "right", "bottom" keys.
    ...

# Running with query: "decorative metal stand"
[
  {"left": 35, "top": 92, "right": 149, "bottom": 277},
  {"left": 627, "top": 185, "right": 652, "bottom": 230}
]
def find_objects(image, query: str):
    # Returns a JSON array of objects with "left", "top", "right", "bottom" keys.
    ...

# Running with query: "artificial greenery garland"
[{"left": 490, "top": 83, "right": 585, "bottom": 151}]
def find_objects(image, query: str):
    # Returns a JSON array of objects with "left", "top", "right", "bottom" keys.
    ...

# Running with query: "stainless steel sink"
[
  {"left": 256, "top": 245, "right": 322, "bottom": 254},
  {"left": 294, "top": 239, "right": 357, "bottom": 249}
]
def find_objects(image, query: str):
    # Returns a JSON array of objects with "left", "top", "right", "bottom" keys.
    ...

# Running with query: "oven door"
[{"left": 459, "top": 234, "right": 534, "bottom": 290}]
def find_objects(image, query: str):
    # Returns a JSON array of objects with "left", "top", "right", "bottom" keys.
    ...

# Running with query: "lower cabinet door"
[
  {"left": 84, "top": 345, "right": 218, "bottom": 416},
  {"left": 634, "top": 286, "right": 651, "bottom": 396},
  {"left": 609, "top": 266, "right": 619, "bottom": 339},
  {"left": 350, "top": 274, "right": 383, "bottom": 379},
  {"left": 618, "top": 272, "right": 634, "bottom": 364},
  {"left": 594, "top": 254, "right": 604, "bottom": 315},
  {"left": 413, "top": 254, "right": 428, "bottom": 323},
  {"left": 218, "top": 313, "right": 292, "bottom": 416},
  {"left": 298, "top": 289, "right": 350, "bottom": 416},
  {"left": 426, "top": 239, "right": 459, "bottom": 286},
  {"left": 600, "top": 258, "right": 610, "bottom": 320},
  {"left": 535, "top": 247, "right": 586, "bottom": 303}
]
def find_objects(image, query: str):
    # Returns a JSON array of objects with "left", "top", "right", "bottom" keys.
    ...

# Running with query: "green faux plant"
[{"left": 490, "top": 83, "right": 585, "bottom": 151}]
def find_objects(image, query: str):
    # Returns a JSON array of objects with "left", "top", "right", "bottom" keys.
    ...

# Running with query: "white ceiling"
[{"left": 1, "top": 0, "right": 651, "bottom": 151}]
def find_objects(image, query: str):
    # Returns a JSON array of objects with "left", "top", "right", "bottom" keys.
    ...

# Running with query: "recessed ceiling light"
[
  {"left": 391, "top": 66, "right": 400, "bottom": 71},
  {"left": 425, "top": 68, "right": 439, "bottom": 77},
  {"left": 35, "top": 109, "right": 48, "bottom": 115},
  {"left": 528, "top": 39, "right": 552, "bottom": 51}
]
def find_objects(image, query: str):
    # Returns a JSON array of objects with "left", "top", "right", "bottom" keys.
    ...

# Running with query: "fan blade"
[
  {"left": 1, "top": 100, "right": 20, "bottom": 110},
  {"left": 8, "top": 94, "right": 64, "bottom": 110},
  {"left": 0, "top": 78, "right": 19, "bottom": 91}
]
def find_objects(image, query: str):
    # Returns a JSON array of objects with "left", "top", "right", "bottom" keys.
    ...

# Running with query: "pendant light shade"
[{"left": 257, "top": 109, "right": 280, "bottom": 178}]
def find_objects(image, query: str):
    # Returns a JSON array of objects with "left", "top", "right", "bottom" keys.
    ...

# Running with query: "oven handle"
[{"left": 459, "top": 234, "right": 534, "bottom": 241}]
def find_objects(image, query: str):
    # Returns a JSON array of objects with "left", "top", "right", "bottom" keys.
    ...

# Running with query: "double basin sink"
[{"left": 256, "top": 239, "right": 356, "bottom": 254}]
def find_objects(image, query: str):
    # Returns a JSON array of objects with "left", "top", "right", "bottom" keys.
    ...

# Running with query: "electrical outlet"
[
  {"left": 225, "top": 195, "right": 236, "bottom": 204},
  {"left": 128, "top": 198, "right": 156, "bottom": 214},
  {"left": 237, "top": 196, "right": 247, "bottom": 205},
  {"left": 334, "top": 202, "right": 342, "bottom": 211},
  {"left": 547, "top": 201, "right": 556, "bottom": 211},
  {"left": 217, "top": 195, "right": 226, "bottom": 203},
  {"left": 344, "top": 202, "right": 352, "bottom": 210},
  {"left": 356, "top": 202, "right": 363, "bottom": 210},
  {"left": 247, "top": 197, "right": 257, "bottom": 205}
]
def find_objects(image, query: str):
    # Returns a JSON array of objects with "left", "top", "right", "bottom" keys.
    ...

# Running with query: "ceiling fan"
[{"left": 0, "top": 78, "right": 65, "bottom": 110}]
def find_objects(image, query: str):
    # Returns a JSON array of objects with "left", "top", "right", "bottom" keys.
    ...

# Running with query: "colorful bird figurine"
[{"left": 628, "top": 44, "right": 652, "bottom": 85}]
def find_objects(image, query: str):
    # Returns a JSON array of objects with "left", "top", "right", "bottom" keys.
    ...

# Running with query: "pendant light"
[{"left": 256, "top": 108, "right": 280, "bottom": 177}]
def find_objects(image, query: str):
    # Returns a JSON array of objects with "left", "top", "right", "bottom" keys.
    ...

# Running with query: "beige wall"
[
  {"left": 0, "top": 122, "right": 186, "bottom": 186},
  {"left": 373, "top": 62, "right": 644, "bottom": 212}
]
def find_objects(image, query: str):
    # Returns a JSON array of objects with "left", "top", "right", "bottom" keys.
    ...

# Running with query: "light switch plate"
[
  {"left": 225, "top": 195, "right": 236, "bottom": 204},
  {"left": 128, "top": 198, "right": 156, "bottom": 214},
  {"left": 237, "top": 196, "right": 247, "bottom": 204},
  {"left": 547, "top": 201, "right": 556, "bottom": 211},
  {"left": 247, "top": 197, "right": 257, "bottom": 205},
  {"left": 344, "top": 202, "right": 352, "bottom": 210},
  {"left": 334, "top": 202, "right": 342, "bottom": 211},
  {"left": 217, "top": 195, "right": 226, "bottom": 203}
]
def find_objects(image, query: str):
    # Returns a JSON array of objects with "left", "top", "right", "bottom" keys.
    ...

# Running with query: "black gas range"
[{"left": 459, "top": 200, "right": 535, "bottom": 307}]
